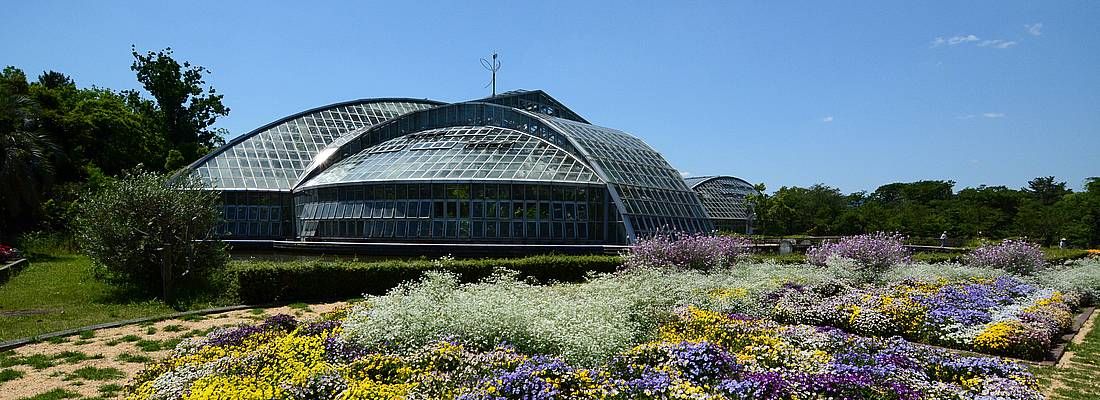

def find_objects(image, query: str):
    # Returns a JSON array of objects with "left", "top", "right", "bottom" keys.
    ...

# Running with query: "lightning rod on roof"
[{"left": 481, "top": 53, "right": 501, "bottom": 97}]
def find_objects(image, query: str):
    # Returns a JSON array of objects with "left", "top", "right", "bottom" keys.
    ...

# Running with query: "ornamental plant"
[
  {"left": 806, "top": 232, "right": 911, "bottom": 274},
  {"left": 75, "top": 169, "right": 226, "bottom": 297},
  {"left": 127, "top": 305, "right": 1045, "bottom": 400},
  {"left": 966, "top": 239, "right": 1046, "bottom": 275},
  {"left": 623, "top": 232, "right": 753, "bottom": 270}
]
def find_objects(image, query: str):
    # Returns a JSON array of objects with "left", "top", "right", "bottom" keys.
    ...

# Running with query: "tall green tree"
[
  {"left": 0, "top": 67, "right": 57, "bottom": 238},
  {"left": 1024, "top": 176, "right": 1070, "bottom": 205},
  {"left": 130, "top": 46, "right": 229, "bottom": 167}
]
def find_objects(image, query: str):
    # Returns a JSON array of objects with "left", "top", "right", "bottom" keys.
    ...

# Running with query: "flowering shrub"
[
  {"left": 806, "top": 232, "right": 911, "bottom": 273},
  {"left": 0, "top": 244, "right": 21, "bottom": 262},
  {"left": 623, "top": 232, "right": 753, "bottom": 270},
  {"left": 128, "top": 307, "right": 1043, "bottom": 400},
  {"left": 769, "top": 276, "right": 1078, "bottom": 359},
  {"left": 967, "top": 239, "right": 1046, "bottom": 275}
]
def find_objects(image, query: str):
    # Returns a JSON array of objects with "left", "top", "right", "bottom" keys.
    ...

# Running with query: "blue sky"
[{"left": 4, "top": 1, "right": 1098, "bottom": 193}]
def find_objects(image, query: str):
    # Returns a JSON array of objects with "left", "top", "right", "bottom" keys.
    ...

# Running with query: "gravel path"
[{"left": 0, "top": 302, "right": 346, "bottom": 400}]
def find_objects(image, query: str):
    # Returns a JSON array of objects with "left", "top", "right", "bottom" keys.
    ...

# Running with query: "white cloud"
[
  {"left": 982, "top": 112, "right": 1006, "bottom": 118},
  {"left": 680, "top": 171, "right": 692, "bottom": 177},
  {"left": 931, "top": 35, "right": 981, "bottom": 47},
  {"left": 822, "top": 116, "right": 834, "bottom": 123},
  {"left": 948, "top": 35, "right": 980, "bottom": 45},
  {"left": 978, "top": 39, "right": 1017, "bottom": 49},
  {"left": 931, "top": 34, "right": 1015, "bottom": 49},
  {"left": 1025, "top": 23, "right": 1042, "bottom": 36}
]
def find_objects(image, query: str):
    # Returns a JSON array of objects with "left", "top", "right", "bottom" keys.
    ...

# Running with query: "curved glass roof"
[
  {"left": 685, "top": 176, "right": 760, "bottom": 221},
  {"left": 299, "top": 125, "right": 602, "bottom": 189},
  {"left": 542, "top": 117, "right": 712, "bottom": 237},
  {"left": 476, "top": 90, "right": 589, "bottom": 123},
  {"left": 191, "top": 99, "right": 440, "bottom": 190}
]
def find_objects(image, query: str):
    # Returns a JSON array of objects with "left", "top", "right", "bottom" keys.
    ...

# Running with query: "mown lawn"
[
  {"left": 1037, "top": 313, "right": 1100, "bottom": 399},
  {"left": 0, "top": 255, "right": 181, "bottom": 341}
]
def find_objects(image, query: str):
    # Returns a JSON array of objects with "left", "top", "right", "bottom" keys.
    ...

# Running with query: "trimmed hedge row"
[{"left": 229, "top": 255, "right": 623, "bottom": 304}]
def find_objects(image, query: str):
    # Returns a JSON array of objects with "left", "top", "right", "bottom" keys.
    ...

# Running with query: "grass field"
[
  {"left": 1038, "top": 312, "right": 1100, "bottom": 399},
  {"left": 0, "top": 255, "right": 184, "bottom": 342}
]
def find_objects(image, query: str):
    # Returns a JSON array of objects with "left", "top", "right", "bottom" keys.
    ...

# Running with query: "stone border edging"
[
  {"left": 0, "top": 258, "right": 29, "bottom": 284},
  {"left": 1041, "top": 306, "right": 1096, "bottom": 366},
  {"left": 0, "top": 304, "right": 257, "bottom": 352}
]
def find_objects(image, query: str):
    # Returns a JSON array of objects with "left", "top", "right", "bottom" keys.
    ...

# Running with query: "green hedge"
[
  {"left": 1043, "top": 248, "right": 1092, "bottom": 265},
  {"left": 229, "top": 255, "right": 623, "bottom": 304}
]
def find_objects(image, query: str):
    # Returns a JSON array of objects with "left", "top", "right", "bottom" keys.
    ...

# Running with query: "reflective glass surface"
[
  {"left": 685, "top": 176, "right": 759, "bottom": 222},
  {"left": 295, "top": 182, "right": 622, "bottom": 244},
  {"left": 300, "top": 126, "right": 601, "bottom": 189},
  {"left": 477, "top": 90, "right": 589, "bottom": 123},
  {"left": 544, "top": 117, "right": 713, "bottom": 237},
  {"left": 193, "top": 100, "right": 437, "bottom": 190}
]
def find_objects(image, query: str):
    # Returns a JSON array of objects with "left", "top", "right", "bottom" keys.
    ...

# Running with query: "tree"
[
  {"left": 1024, "top": 176, "right": 1070, "bottom": 205},
  {"left": 763, "top": 184, "right": 846, "bottom": 235},
  {"left": 130, "top": 46, "right": 229, "bottom": 163},
  {"left": 75, "top": 169, "right": 226, "bottom": 299},
  {"left": 0, "top": 67, "right": 57, "bottom": 238}
]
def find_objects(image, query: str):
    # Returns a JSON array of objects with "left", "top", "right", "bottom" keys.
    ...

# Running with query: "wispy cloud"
[
  {"left": 978, "top": 39, "right": 1017, "bottom": 49},
  {"left": 931, "top": 34, "right": 1015, "bottom": 49},
  {"left": 679, "top": 171, "right": 692, "bottom": 177},
  {"left": 822, "top": 116, "right": 834, "bottom": 123},
  {"left": 1025, "top": 23, "right": 1042, "bottom": 36},
  {"left": 957, "top": 112, "right": 1006, "bottom": 119},
  {"left": 931, "top": 35, "right": 979, "bottom": 47}
]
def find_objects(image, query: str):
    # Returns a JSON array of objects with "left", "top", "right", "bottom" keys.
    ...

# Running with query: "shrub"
[
  {"left": 966, "top": 239, "right": 1046, "bottom": 275},
  {"left": 230, "top": 255, "right": 623, "bottom": 304},
  {"left": 75, "top": 169, "right": 226, "bottom": 297},
  {"left": 623, "top": 232, "right": 753, "bottom": 270},
  {"left": 806, "top": 232, "right": 911, "bottom": 273}
]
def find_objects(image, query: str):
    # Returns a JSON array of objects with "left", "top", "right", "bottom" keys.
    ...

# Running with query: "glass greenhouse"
[
  {"left": 683, "top": 175, "right": 761, "bottom": 234},
  {"left": 185, "top": 90, "right": 732, "bottom": 245}
]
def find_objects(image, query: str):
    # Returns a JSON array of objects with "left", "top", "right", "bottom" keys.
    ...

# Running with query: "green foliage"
[
  {"left": 0, "top": 367, "right": 23, "bottom": 383},
  {"left": 0, "top": 67, "right": 57, "bottom": 238},
  {"left": 15, "top": 388, "right": 80, "bottom": 400},
  {"left": 230, "top": 254, "right": 622, "bottom": 304},
  {"left": 130, "top": 46, "right": 229, "bottom": 161},
  {"left": 75, "top": 169, "right": 227, "bottom": 297},
  {"left": 64, "top": 366, "right": 123, "bottom": 381},
  {"left": 911, "top": 251, "right": 965, "bottom": 264},
  {"left": 755, "top": 178, "right": 1100, "bottom": 247}
]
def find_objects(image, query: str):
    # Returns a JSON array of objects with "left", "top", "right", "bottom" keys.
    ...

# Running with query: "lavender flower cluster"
[
  {"left": 806, "top": 232, "right": 911, "bottom": 272},
  {"left": 967, "top": 239, "right": 1047, "bottom": 275},
  {"left": 623, "top": 232, "right": 753, "bottom": 270}
]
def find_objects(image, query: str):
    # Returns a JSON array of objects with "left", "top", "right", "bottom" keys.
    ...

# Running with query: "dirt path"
[{"left": 0, "top": 302, "right": 346, "bottom": 400}]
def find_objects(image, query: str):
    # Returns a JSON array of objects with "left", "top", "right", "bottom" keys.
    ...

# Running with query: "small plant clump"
[
  {"left": 623, "top": 231, "right": 753, "bottom": 270},
  {"left": 967, "top": 239, "right": 1047, "bottom": 275}
]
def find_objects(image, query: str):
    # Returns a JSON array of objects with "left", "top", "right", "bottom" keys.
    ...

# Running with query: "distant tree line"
[
  {"left": 0, "top": 47, "right": 228, "bottom": 240},
  {"left": 749, "top": 177, "right": 1100, "bottom": 247}
]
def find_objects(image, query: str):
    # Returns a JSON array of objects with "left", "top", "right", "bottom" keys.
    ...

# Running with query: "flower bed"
[
  {"left": 770, "top": 276, "right": 1077, "bottom": 359},
  {"left": 127, "top": 308, "right": 1043, "bottom": 400}
]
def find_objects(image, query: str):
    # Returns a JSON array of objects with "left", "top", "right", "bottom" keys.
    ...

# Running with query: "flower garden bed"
[
  {"left": 126, "top": 307, "right": 1046, "bottom": 400},
  {"left": 769, "top": 276, "right": 1081, "bottom": 360}
]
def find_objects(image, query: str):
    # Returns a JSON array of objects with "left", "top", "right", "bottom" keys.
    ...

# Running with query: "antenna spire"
[{"left": 481, "top": 53, "right": 501, "bottom": 96}]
